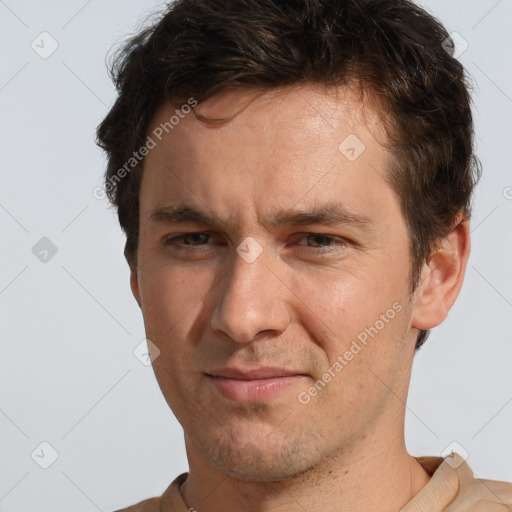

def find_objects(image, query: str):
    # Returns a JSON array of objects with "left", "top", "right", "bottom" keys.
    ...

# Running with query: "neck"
[{"left": 179, "top": 429, "right": 431, "bottom": 512}]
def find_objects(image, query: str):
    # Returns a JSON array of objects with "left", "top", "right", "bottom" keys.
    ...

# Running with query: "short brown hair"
[{"left": 96, "top": 0, "right": 481, "bottom": 350}]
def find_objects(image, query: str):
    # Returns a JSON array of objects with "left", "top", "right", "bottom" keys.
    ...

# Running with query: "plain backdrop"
[{"left": 0, "top": 1, "right": 511, "bottom": 510}]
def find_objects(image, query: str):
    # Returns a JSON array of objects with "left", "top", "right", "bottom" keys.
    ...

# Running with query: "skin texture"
[{"left": 130, "top": 84, "right": 471, "bottom": 512}]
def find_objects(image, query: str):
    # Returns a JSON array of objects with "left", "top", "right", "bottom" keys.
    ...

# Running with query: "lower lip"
[{"left": 209, "top": 375, "right": 306, "bottom": 402}]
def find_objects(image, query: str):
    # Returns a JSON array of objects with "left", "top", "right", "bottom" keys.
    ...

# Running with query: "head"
[{"left": 96, "top": 0, "right": 479, "bottom": 482}]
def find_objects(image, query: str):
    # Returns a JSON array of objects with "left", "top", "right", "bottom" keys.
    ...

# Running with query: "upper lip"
[{"left": 207, "top": 367, "right": 305, "bottom": 380}]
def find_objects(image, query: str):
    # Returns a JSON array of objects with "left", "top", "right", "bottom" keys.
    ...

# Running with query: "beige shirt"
[{"left": 114, "top": 453, "right": 512, "bottom": 511}]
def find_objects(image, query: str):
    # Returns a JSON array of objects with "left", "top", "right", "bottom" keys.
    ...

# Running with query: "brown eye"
[
  {"left": 163, "top": 233, "right": 211, "bottom": 246},
  {"left": 180, "top": 233, "right": 210, "bottom": 245},
  {"left": 305, "top": 234, "right": 337, "bottom": 248},
  {"left": 294, "top": 233, "right": 349, "bottom": 254}
]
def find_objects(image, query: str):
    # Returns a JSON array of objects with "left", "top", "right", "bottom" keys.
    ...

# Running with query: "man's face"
[{"left": 132, "top": 85, "right": 420, "bottom": 481}]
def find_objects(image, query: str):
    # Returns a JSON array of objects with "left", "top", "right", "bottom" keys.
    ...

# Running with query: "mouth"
[{"left": 206, "top": 367, "right": 310, "bottom": 402}]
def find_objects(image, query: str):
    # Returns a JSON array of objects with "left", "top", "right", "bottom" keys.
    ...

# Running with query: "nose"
[{"left": 210, "top": 249, "right": 291, "bottom": 343}]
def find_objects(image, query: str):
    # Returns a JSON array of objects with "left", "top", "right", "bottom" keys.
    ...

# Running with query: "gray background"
[{"left": 0, "top": 1, "right": 511, "bottom": 510}]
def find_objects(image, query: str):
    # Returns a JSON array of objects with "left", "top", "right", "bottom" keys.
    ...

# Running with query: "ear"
[
  {"left": 130, "top": 265, "right": 142, "bottom": 309},
  {"left": 411, "top": 216, "right": 471, "bottom": 331}
]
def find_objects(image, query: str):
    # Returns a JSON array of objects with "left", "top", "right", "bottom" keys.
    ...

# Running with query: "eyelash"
[{"left": 162, "top": 233, "right": 348, "bottom": 254}]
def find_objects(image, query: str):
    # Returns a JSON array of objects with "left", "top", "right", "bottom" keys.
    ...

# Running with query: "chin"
[{"left": 196, "top": 430, "right": 323, "bottom": 483}]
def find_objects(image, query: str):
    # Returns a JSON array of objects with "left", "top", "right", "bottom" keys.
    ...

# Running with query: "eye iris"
[
  {"left": 309, "top": 235, "right": 332, "bottom": 247},
  {"left": 184, "top": 233, "right": 208, "bottom": 245}
]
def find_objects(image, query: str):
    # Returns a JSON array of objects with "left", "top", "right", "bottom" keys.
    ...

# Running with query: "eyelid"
[
  {"left": 295, "top": 233, "right": 347, "bottom": 243},
  {"left": 162, "top": 232, "right": 213, "bottom": 245},
  {"left": 292, "top": 233, "right": 350, "bottom": 254},
  {"left": 161, "top": 231, "right": 350, "bottom": 252}
]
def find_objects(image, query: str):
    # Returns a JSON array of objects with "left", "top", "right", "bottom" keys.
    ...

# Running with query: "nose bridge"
[{"left": 210, "top": 247, "right": 290, "bottom": 342}]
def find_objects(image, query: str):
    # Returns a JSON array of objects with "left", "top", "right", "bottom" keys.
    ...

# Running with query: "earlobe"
[
  {"left": 411, "top": 217, "right": 471, "bottom": 331},
  {"left": 130, "top": 268, "right": 143, "bottom": 309}
]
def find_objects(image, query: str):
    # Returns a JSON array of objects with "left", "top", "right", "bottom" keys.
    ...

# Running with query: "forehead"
[
  {"left": 148, "top": 84, "right": 386, "bottom": 151},
  {"left": 140, "top": 84, "right": 397, "bottom": 225}
]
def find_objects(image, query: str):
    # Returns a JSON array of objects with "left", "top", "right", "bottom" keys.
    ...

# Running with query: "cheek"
[
  {"left": 138, "top": 261, "right": 217, "bottom": 346},
  {"left": 289, "top": 265, "right": 399, "bottom": 337},
  {"left": 138, "top": 263, "right": 215, "bottom": 416},
  {"left": 294, "top": 274, "right": 410, "bottom": 419},
  {"left": 288, "top": 264, "right": 410, "bottom": 381}
]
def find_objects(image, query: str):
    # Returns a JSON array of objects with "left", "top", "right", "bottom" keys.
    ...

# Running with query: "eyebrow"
[{"left": 149, "top": 203, "right": 374, "bottom": 231}]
